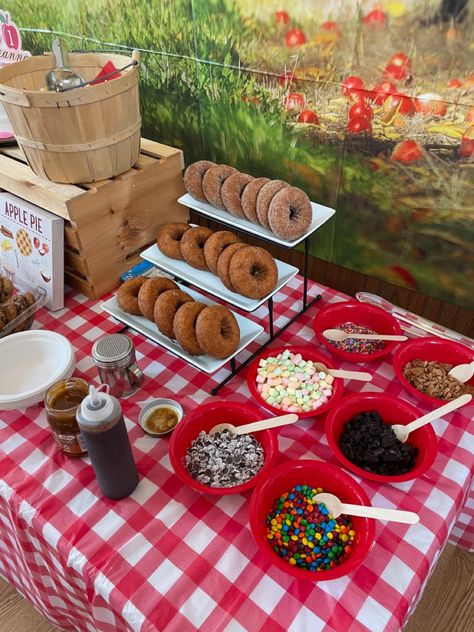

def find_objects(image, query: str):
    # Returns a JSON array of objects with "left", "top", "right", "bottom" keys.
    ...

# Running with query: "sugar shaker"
[{"left": 92, "top": 334, "right": 144, "bottom": 398}]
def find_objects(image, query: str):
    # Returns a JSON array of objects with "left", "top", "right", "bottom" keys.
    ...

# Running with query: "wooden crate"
[{"left": 0, "top": 138, "right": 188, "bottom": 299}]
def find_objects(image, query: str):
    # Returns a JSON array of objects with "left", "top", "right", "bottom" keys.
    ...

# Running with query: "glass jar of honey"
[{"left": 44, "top": 377, "right": 89, "bottom": 456}]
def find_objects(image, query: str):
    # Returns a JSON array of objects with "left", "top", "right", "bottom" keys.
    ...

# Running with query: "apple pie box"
[{"left": 0, "top": 191, "right": 64, "bottom": 311}]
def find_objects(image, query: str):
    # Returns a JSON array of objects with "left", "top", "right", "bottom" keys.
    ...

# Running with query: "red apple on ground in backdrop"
[
  {"left": 348, "top": 101, "right": 374, "bottom": 120},
  {"left": 447, "top": 78, "right": 462, "bottom": 89},
  {"left": 391, "top": 140, "right": 423, "bottom": 163},
  {"left": 341, "top": 75, "right": 365, "bottom": 100},
  {"left": 414, "top": 94, "right": 448, "bottom": 117},
  {"left": 321, "top": 21, "right": 342, "bottom": 36},
  {"left": 284, "top": 92, "right": 305, "bottom": 110},
  {"left": 285, "top": 28, "right": 306, "bottom": 47},
  {"left": 0, "top": 13, "right": 20, "bottom": 50},
  {"left": 383, "top": 93, "right": 415, "bottom": 116},
  {"left": 275, "top": 11, "right": 290, "bottom": 25},
  {"left": 465, "top": 108, "right": 474, "bottom": 123},
  {"left": 463, "top": 75, "right": 474, "bottom": 89},
  {"left": 459, "top": 126, "right": 474, "bottom": 157},
  {"left": 278, "top": 71, "right": 294, "bottom": 87},
  {"left": 369, "top": 80, "right": 397, "bottom": 105},
  {"left": 347, "top": 116, "right": 372, "bottom": 134},
  {"left": 297, "top": 109, "right": 319, "bottom": 124},
  {"left": 363, "top": 9, "right": 387, "bottom": 27},
  {"left": 384, "top": 63, "right": 410, "bottom": 82}
]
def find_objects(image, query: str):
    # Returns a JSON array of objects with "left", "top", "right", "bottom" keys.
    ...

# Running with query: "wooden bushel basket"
[{"left": 0, "top": 50, "right": 141, "bottom": 183}]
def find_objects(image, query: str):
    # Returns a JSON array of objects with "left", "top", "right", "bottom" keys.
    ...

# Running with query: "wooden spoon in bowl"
[
  {"left": 392, "top": 393, "right": 472, "bottom": 443},
  {"left": 313, "top": 361, "right": 372, "bottom": 383},
  {"left": 209, "top": 413, "right": 298, "bottom": 436},
  {"left": 312, "top": 492, "right": 419, "bottom": 524},
  {"left": 323, "top": 328, "right": 407, "bottom": 343},
  {"left": 448, "top": 360, "right": 474, "bottom": 384}
]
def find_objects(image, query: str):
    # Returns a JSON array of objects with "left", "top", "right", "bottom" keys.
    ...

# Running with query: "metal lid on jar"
[{"left": 92, "top": 334, "right": 134, "bottom": 364}]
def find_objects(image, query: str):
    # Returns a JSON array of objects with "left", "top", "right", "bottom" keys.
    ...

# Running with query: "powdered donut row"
[
  {"left": 156, "top": 223, "right": 278, "bottom": 300},
  {"left": 117, "top": 276, "right": 240, "bottom": 359},
  {"left": 183, "top": 160, "right": 313, "bottom": 241}
]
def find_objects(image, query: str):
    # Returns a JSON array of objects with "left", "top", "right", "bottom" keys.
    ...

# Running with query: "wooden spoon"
[
  {"left": 313, "top": 361, "right": 372, "bottom": 383},
  {"left": 392, "top": 393, "right": 472, "bottom": 443},
  {"left": 448, "top": 360, "right": 474, "bottom": 384},
  {"left": 209, "top": 413, "right": 298, "bottom": 435},
  {"left": 312, "top": 492, "right": 419, "bottom": 524},
  {"left": 323, "top": 328, "right": 407, "bottom": 343}
]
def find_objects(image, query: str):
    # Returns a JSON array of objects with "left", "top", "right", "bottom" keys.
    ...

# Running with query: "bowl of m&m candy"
[
  {"left": 313, "top": 301, "right": 403, "bottom": 363},
  {"left": 249, "top": 460, "right": 375, "bottom": 580},
  {"left": 169, "top": 400, "right": 278, "bottom": 496},
  {"left": 246, "top": 346, "right": 344, "bottom": 418}
]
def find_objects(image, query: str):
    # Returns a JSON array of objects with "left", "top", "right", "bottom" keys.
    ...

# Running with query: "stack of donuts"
[
  {"left": 117, "top": 276, "right": 240, "bottom": 359},
  {"left": 156, "top": 223, "right": 278, "bottom": 300},
  {"left": 184, "top": 161, "right": 312, "bottom": 241}
]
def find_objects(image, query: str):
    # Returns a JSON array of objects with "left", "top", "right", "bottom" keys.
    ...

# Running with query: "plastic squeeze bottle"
[{"left": 76, "top": 385, "right": 139, "bottom": 499}]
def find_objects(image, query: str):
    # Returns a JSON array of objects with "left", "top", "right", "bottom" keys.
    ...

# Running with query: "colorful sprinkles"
[
  {"left": 256, "top": 350, "right": 334, "bottom": 413},
  {"left": 266, "top": 485, "right": 355, "bottom": 571},
  {"left": 328, "top": 322, "right": 385, "bottom": 354}
]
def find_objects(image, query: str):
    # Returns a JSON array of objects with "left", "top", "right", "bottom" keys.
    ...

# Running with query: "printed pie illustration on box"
[{"left": 0, "top": 192, "right": 64, "bottom": 310}]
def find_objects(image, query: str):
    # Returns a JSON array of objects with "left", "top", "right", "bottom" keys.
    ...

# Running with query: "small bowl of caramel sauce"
[{"left": 139, "top": 399, "right": 183, "bottom": 437}]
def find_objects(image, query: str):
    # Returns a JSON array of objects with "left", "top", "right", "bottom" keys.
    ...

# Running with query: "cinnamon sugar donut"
[
  {"left": 229, "top": 246, "right": 278, "bottom": 299},
  {"left": 216, "top": 242, "right": 246, "bottom": 292},
  {"left": 156, "top": 223, "right": 190, "bottom": 260},
  {"left": 256, "top": 180, "right": 289, "bottom": 228},
  {"left": 268, "top": 186, "right": 312, "bottom": 241},
  {"left": 138, "top": 277, "right": 178, "bottom": 321},
  {"left": 154, "top": 289, "right": 194, "bottom": 339},
  {"left": 184, "top": 160, "right": 216, "bottom": 202},
  {"left": 195, "top": 305, "right": 240, "bottom": 359},
  {"left": 179, "top": 226, "right": 214, "bottom": 270},
  {"left": 203, "top": 230, "right": 241, "bottom": 275},
  {"left": 173, "top": 301, "right": 207, "bottom": 356},
  {"left": 221, "top": 173, "right": 254, "bottom": 218},
  {"left": 241, "top": 177, "right": 270, "bottom": 223},
  {"left": 117, "top": 277, "right": 147, "bottom": 316},
  {"left": 202, "top": 165, "right": 238, "bottom": 209}
]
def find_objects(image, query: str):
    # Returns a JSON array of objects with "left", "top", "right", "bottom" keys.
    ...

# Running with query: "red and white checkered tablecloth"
[{"left": 0, "top": 276, "right": 472, "bottom": 632}]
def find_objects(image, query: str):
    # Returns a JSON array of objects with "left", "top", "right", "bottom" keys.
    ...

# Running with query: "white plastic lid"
[{"left": 78, "top": 385, "right": 115, "bottom": 427}]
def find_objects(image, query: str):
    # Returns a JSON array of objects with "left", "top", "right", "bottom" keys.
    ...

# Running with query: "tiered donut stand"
[{"left": 136, "top": 193, "right": 336, "bottom": 394}]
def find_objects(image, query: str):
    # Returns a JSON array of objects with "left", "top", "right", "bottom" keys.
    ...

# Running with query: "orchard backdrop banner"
[{"left": 4, "top": 0, "right": 474, "bottom": 309}]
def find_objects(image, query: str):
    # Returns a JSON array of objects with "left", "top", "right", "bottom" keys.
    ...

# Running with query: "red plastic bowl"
[
  {"left": 246, "top": 345, "right": 344, "bottom": 418},
  {"left": 249, "top": 460, "right": 375, "bottom": 581},
  {"left": 313, "top": 301, "right": 403, "bottom": 362},
  {"left": 325, "top": 393, "right": 437, "bottom": 483},
  {"left": 168, "top": 401, "right": 278, "bottom": 495},
  {"left": 393, "top": 337, "right": 474, "bottom": 406}
]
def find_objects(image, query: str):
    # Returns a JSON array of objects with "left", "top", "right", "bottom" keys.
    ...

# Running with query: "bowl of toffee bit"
[{"left": 393, "top": 338, "right": 474, "bottom": 405}]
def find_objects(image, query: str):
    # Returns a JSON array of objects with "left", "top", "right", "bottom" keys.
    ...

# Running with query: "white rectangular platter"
[
  {"left": 141, "top": 244, "right": 298, "bottom": 312},
  {"left": 101, "top": 285, "right": 264, "bottom": 374},
  {"left": 178, "top": 193, "right": 335, "bottom": 248}
]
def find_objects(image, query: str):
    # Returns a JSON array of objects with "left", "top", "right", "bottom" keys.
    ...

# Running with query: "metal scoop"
[{"left": 45, "top": 39, "right": 84, "bottom": 92}]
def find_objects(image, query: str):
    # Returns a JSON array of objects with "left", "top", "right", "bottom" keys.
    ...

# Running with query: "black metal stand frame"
[
  {"left": 115, "top": 232, "right": 322, "bottom": 395},
  {"left": 210, "top": 235, "right": 321, "bottom": 395}
]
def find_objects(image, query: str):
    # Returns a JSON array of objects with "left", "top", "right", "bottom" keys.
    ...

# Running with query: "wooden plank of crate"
[
  {"left": 140, "top": 138, "right": 184, "bottom": 169},
  {"left": 0, "top": 153, "right": 83, "bottom": 219},
  {"left": 65, "top": 269, "right": 96, "bottom": 299},
  {"left": 64, "top": 248, "right": 89, "bottom": 278},
  {"left": 0, "top": 146, "right": 26, "bottom": 162},
  {"left": 66, "top": 151, "right": 186, "bottom": 235},
  {"left": 64, "top": 223, "right": 81, "bottom": 250}
]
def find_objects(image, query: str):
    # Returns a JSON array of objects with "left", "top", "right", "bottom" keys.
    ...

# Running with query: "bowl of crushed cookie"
[
  {"left": 393, "top": 337, "right": 474, "bottom": 405},
  {"left": 139, "top": 399, "right": 183, "bottom": 437}
]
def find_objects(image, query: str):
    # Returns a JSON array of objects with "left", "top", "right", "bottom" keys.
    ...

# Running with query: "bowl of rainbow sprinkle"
[
  {"left": 246, "top": 346, "right": 344, "bottom": 418},
  {"left": 313, "top": 300, "right": 403, "bottom": 363}
]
